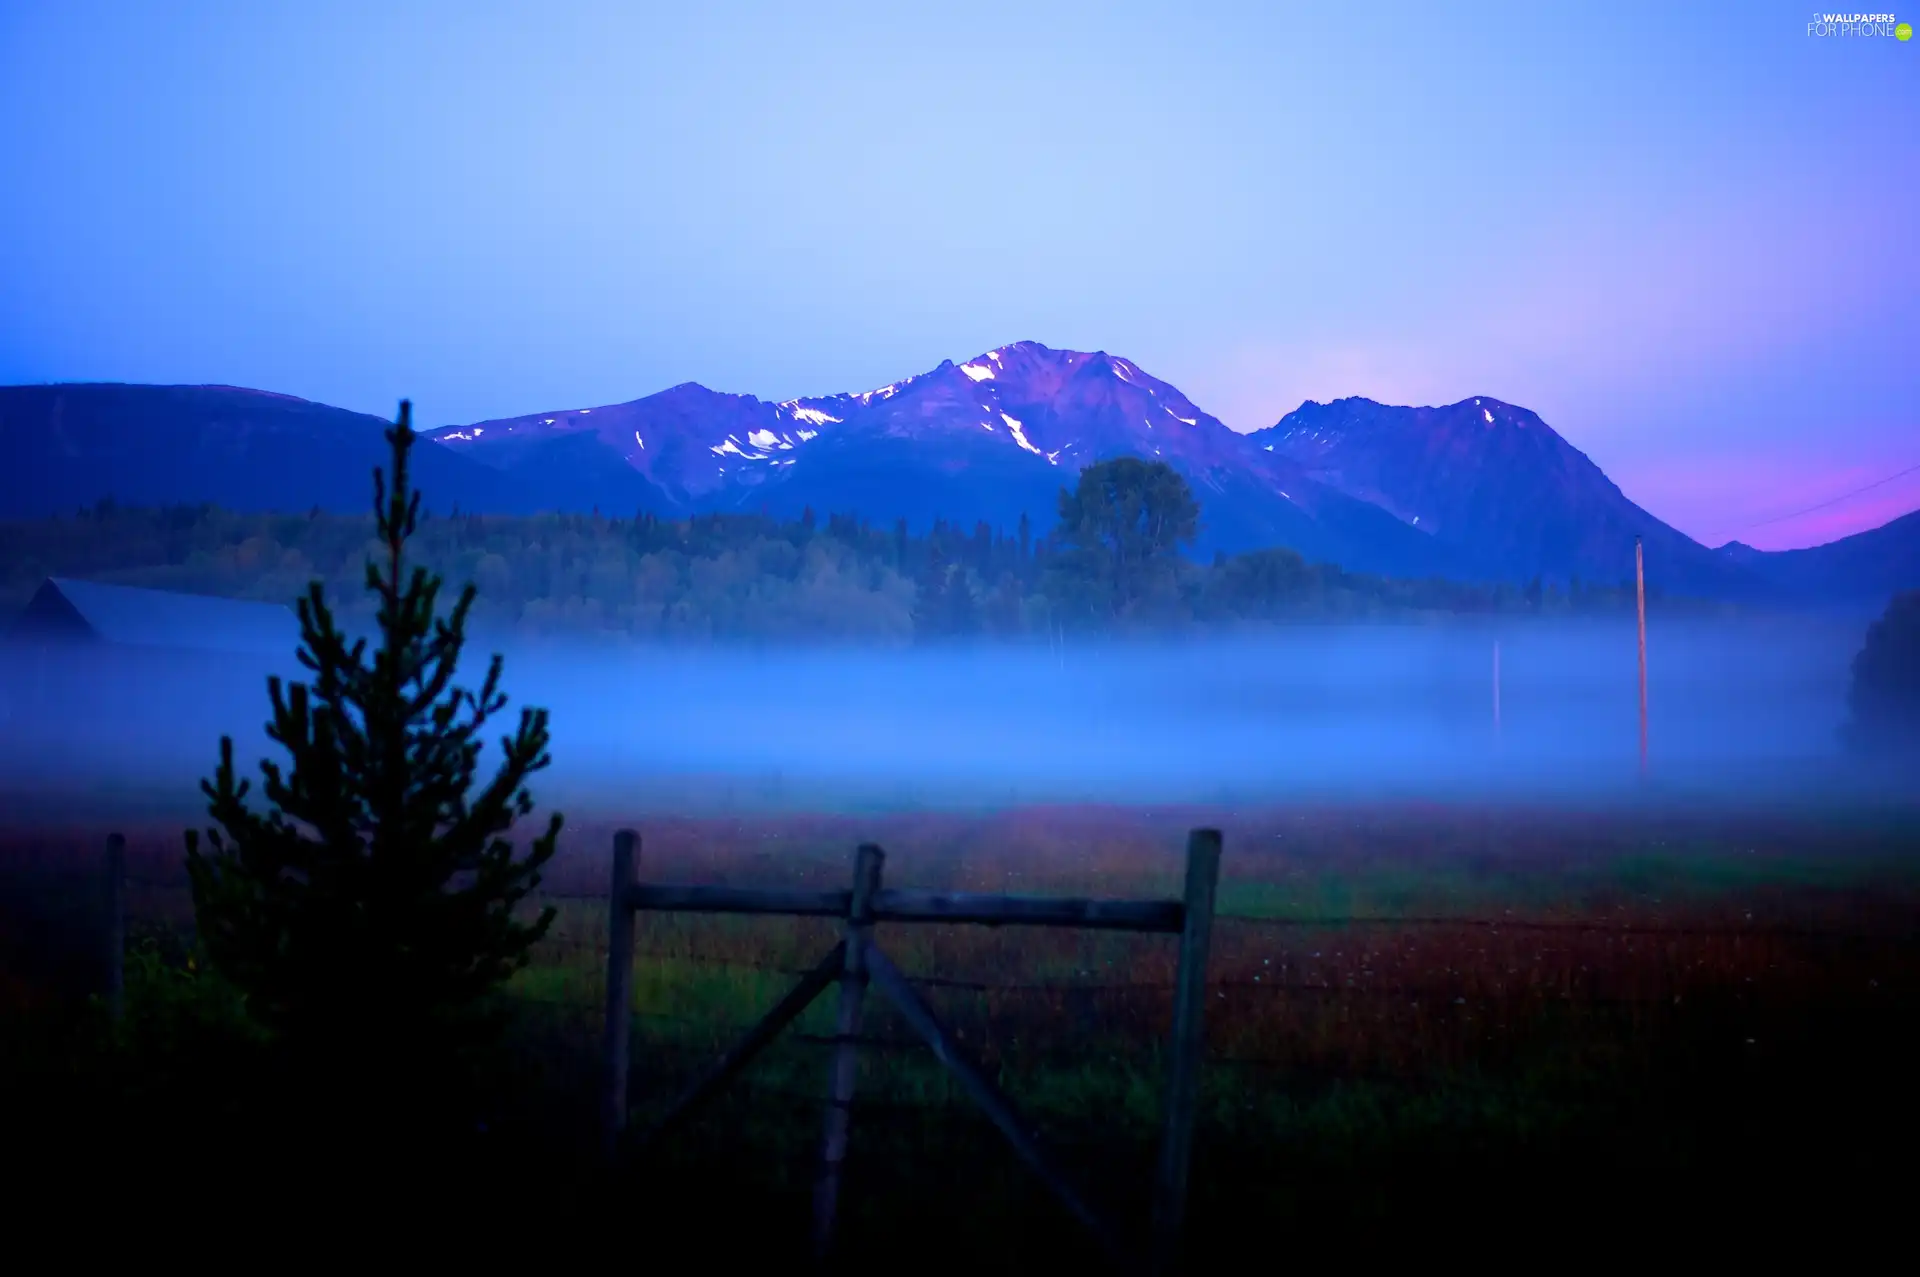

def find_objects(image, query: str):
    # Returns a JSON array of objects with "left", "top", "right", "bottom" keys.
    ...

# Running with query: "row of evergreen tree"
[{"left": 2, "top": 467, "right": 1675, "bottom": 643}]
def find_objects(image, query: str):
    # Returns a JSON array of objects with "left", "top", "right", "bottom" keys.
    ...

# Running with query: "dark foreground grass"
[{"left": 4, "top": 801, "right": 1919, "bottom": 1262}]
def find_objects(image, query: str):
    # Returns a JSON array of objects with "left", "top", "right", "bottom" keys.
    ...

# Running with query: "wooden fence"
[
  {"left": 600, "top": 826, "right": 1224, "bottom": 1274},
  {"left": 67, "top": 826, "right": 1895, "bottom": 1266}
]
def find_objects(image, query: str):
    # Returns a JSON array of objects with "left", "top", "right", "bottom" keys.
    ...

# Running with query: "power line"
[{"left": 1738, "top": 459, "right": 1920, "bottom": 532}]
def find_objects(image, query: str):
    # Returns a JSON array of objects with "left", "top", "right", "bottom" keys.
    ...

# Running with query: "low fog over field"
[{"left": 0, "top": 612, "right": 1889, "bottom": 820}]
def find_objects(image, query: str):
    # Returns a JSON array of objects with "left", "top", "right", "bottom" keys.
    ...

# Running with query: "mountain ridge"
[
  {"left": 1246, "top": 393, "right": 1749, "bottom": 594},
  {"left": 425, "top": 341, "right": 1463, "bottom": 577},
  {"left": 4, "top": 347, "right": 1915, "bottom": 603}
]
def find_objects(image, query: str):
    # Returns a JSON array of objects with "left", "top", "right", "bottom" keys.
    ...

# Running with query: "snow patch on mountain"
[
  {"left": 959, "top": 362, "right": 995, "bottom": 382},
  {"left": 709, "top": 433, "right": 790, "bottom": 462},
  {"left": 780, "top": 403, "right": 842, "bottom": 427},
  {"left": 1001, "top": 413, "right": 1044, "bottom": 456},
  {"left": 1109, "top": 357, "right": 1157, "bottom": 393}
]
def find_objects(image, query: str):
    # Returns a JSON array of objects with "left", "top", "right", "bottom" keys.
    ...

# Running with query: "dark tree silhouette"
[
  {"left": 971, "top": 520, "right": 993, "bottom": 573},
  {"left": 1844, "top": 590, "right": 1920, "bottom": 756},
  {"left": 0, "top": 479, "right": 1669, "bottom": 644},
  {"left": 1208, "top": 546, "right": 1313, "bottom": 619},
  {"left": 185, "top": 401, "right": 562, "bottom": 1076},
  {"left": 1052, "top": 457, "right": 1199, "bottom": 620},
  {"left": 985, "top": 570, "right": 1026, "bottom": 636},
  {"left": 942, "top": 562, "right": 980, "bottom": 636},
  {"left": 911, "top": 541, "right": 951, "bottom": 641}
]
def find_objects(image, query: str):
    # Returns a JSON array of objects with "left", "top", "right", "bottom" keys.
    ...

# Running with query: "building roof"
[{"left": 10, "top": 577, "right": 299, "bottom": 656}]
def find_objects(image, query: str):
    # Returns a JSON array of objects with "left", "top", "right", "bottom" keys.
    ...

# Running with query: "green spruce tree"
[
  {"left": 185, "top": 401, "right": 562, "bottom": 1099},
  {"left": 912, "top": 541, "right": 951, "bottom": 641},
  {"left": 942, "top": 563, "right": 980, "bottom": 636}
]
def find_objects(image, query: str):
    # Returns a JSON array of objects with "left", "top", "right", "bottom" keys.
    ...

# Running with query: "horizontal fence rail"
[
  {"left": 626, "top": 884, "right": 848, "bottom": 918},
  {"left": 624, "top": 883, "right": 1186, "bottom": 932},
  {"left": 876, "top": 890, "right": 1184, "bottom": 932}
]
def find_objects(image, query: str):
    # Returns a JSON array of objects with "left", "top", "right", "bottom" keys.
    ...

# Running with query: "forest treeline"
[{"left": 0, "top": 463, "right": 1674, "bottom": 643}]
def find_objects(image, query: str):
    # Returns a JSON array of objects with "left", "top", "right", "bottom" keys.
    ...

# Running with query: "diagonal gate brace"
[
  {"left": 630, "top": 940, "right": 847, "bottom": 1154},
  {"left": 864, "top": 943, "right": 1137, "bottom": 1271}
]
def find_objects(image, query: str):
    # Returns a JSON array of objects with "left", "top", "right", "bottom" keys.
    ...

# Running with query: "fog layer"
[{"left": 0, "top": 616, "right": 1890, "bottom": 819}]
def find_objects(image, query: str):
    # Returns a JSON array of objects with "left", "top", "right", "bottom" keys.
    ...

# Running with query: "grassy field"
[{"left": 4, "top": 800, "right": 1919, "bottom": 1262}]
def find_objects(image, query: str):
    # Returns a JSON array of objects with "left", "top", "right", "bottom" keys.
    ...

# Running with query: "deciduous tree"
[{"left": 1052, "top": 457, "right": 1199, "bottom": 620}]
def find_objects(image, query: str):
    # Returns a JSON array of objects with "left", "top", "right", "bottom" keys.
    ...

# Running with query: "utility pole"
[
  {"left": 1635, "top": 536, "right": 1648, "bottom": 779},
  {"left": 1493, "top": 638, "right": 1502, "bottom": 743}
]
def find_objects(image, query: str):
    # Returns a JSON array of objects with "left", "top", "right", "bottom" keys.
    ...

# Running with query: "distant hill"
[
  {"left": 1717, "top": 509, "right": 1920, "bottom": 606},
  {"left": 0, "top": 383, "right": 585, "bottom": 518}
]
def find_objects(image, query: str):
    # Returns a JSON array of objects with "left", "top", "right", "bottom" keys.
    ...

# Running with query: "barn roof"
[{"left": 11, "top": 577, "right": 299, "bottom": 656}]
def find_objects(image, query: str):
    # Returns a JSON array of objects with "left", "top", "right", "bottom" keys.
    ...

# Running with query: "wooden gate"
[{"left": 600, "top": 827, "right": 1223, "bottom": 1272}]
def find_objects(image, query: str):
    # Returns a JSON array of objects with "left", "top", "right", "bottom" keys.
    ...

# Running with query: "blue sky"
[{"left": 1, "top": 0, "right": 1915, "bottom": 547}]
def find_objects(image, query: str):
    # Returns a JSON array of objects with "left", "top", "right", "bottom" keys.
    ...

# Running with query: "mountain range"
[{"left": 2, "top": 342, "right": 1913, "bottom": 604}]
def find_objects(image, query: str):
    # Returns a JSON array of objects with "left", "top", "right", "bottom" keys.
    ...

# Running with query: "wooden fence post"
[
  {"left": 812, "top": 841, "right": 885, "bottom": 1260},
  {"left": 601, "top": 828, "right": 639, "bottom": 1161},
  {"left": 104, "top": 832, "right": 125, "bottom": 1023},
  {"left": 1151, "top": 828, "right": 1222, "bottom": 1273}
]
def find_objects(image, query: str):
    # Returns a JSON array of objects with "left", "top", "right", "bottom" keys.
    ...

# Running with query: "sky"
[{"left": 1, "top": 0, "right": 1915, "bottom": 550}]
